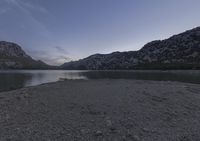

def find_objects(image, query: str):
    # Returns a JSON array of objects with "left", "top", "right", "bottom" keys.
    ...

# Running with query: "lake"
[{"left": 0, "top": 70, "right": 200, "bottom": 92}]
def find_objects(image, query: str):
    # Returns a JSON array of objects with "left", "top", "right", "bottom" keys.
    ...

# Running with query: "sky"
[{"left": 0, "top": 0, "right": 200, "bottom": 65}]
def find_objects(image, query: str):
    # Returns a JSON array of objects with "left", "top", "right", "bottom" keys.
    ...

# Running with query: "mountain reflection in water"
[{"left": 0, "top": 70, "right": 200, "bottom": 92}]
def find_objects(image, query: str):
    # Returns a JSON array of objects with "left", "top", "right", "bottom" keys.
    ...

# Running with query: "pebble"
[
  {"left": 132, "top": 135, "right": 140, "bottom": 141},
  {"left": 127, "top": 130, "right": 140, "bottom": 141},
  {"left": 106, "top": 119, "right": 112, "bottom": 127},
  {"left": 142, "top": 127, "right": 149, "bottom": 132},
  {"left": 94, "top": 131, "right": 103, "bottom": 136},
  {"left": 80, "top": 129, "right": 86, "bottom": 134}
]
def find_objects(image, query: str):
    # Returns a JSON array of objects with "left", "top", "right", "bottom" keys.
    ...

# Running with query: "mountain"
[
  {"left": 0, "top": 41, "right": 51, "bottom": 69},
  {"left": 61, "top": 27, "right": 200, "bottom": 70}
]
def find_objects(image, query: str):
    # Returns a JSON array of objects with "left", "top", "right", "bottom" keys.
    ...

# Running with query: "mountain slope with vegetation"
[
  {"left": 61, "top": 27, "right": 200, "bottom": 70},
  {"left": 0, "top": 41, "right": 51, "bottom": 69}
]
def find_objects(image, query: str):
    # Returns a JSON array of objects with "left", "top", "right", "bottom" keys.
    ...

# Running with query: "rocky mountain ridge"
[
  {"left": 0, "top": 41, "right": 30, "bottom": 58},
  {"left": 0, "top": 41, "right": 50, "bottom": 69},
  {"left": 61, "top": 27, "right": 200, "bottom": 70}
]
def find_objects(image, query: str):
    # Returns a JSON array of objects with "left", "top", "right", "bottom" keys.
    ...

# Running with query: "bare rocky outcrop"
[
  {"left": 0, "top": 41, "right": 30, "bottom": 58},
  {"left": 0, "top": 41, "right": 50, "bottom": 69}
]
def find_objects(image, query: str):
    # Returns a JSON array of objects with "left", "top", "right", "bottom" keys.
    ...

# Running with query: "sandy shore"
[{"left": 0, "top": 80, "right": 200, "bottom": 141}]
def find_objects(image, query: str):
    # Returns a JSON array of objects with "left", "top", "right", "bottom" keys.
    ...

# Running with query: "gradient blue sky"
[{"left": 0, "top": 0, "right": 200, "bottom": 65}]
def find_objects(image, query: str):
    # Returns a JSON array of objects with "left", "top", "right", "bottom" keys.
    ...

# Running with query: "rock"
[
  {"left": 132, "top": 135, "right": 140, "bottom": 141},
  {"left": 0, "top": 41, "right": 29, "bottom": 58},
  {"left": 90, "top": 119, "right": 95, "bottom": 122},
  {"left": 94, "top": 130, "right": 103, "bottom": 136},
  {"left": 126, "top": 130, "right": 141, "bottom": 141},
  {"left": 109, "top": 126, "right": 117, "bottom": 132},
  {"left": 105, "top": 118, "right": 117, "bottom": 132},
  {"left": 80, "top": 129, "right": 87, "bottom": 134},
  {"left": 127, "top": 133, "right": 140, "bottom": 141},
  {"left": 106, "top": 119, "right": 112, "bottom": 127},
  {"left": 0, "top": 41, "right": 51, "bottom": 69},
  {"left": 142, "top": 127, "right": 149, "bottom": 132}
]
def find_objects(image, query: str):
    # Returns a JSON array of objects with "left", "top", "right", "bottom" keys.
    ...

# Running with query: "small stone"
[
  {"left": 5, "top": 114, "right": 10, "bottom": 120},
  {"left": 94, "top": 131, "right": 103, "bottom": 136},
  {"left": 127, "top": 131, "right": 140, "bottom": 141},
  {"left": 110, "top": 126, "right": 117, "bottom": 132},
  {"left": 106, "top": 119, "right": 112, "bottom": 127},
  {"left": 183, "top": 112, "right": 188, "bottom": 115},
  {"left": 80, "top": 129, "right": 86, "bottom": 134},
  {"left": 132, "top": 135, "right": 140, "bottom": 141},
  {"left": 16, "top": 96, "right": 21, "bottom": 100},
  {"left": 122, "top": 135, "right": 127, "bottom": 141},
  {"left": 142, "top": 127, "right": 149, "bottom": 132}
]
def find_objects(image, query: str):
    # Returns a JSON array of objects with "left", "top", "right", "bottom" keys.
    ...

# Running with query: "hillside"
[
  {"left": 0, "top": 41, "right": 51, "bottom": 69},
  {"left": 61, "top": 27, "right": 200, "bottom": 70}
]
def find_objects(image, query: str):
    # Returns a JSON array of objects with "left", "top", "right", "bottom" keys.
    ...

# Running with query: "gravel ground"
[{"left": 0, "top": 79, "right": 200, "bottom": 141}]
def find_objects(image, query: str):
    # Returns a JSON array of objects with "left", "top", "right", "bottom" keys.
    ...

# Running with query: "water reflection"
[
  {"left": 0, "top": 70, "right": 200, "bottom": 92},
  {"left": 80, "top": 70, "right": 200, "bottom": 83},
  {"left": 0, "top": 72, "right": 32, "bottom": 92},
  {"left": 0, "top": 70, "right": 88, "bottom": 92}
]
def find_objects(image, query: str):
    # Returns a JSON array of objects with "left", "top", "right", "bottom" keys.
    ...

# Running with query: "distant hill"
[
  {"left": 61, "top": 27, "right": 200, "bottom": 70},
  {"left": 0, "top": 41, "right": 51, "bottom": 69}
]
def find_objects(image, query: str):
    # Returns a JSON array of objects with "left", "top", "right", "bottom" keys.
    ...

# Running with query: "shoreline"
[{"left": 0, "top": 79, "right": 200, "bottom": 140}]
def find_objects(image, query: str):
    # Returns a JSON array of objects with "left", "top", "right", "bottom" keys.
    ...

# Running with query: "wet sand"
[{"left": 0, "top": 79, "right": 200, "bottom": 141}]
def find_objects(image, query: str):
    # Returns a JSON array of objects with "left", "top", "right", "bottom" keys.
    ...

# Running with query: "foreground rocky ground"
[{"left": 0, "top": 80, "right": 200, "bottom": 141}]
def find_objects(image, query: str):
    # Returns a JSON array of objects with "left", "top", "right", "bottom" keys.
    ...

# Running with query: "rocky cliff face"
[
  {"left": 0, "top": 41, "right": 50, "bottom": 69},
  {"left": 0, "top": 41, "right": 30, "bottom": 58},
  {"left": 61, "top": 27, "right": 200, "bottom": 70}
]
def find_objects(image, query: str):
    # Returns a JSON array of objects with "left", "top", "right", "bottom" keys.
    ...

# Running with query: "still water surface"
[{"left": 0, "top": 70, "right": 200, "bottom": 92}]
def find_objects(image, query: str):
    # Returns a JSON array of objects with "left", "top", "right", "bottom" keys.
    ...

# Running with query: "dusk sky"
[{"left": 0, "top": 0, "right": 200, "bottom": 65}]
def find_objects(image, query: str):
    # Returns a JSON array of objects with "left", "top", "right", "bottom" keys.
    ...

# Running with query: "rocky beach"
[
  {"left": 1, "top": 1, "right": 200, "bottom": 141},
  {"left": 0, "top": 79, "right": 200, "bottom": 141}
]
